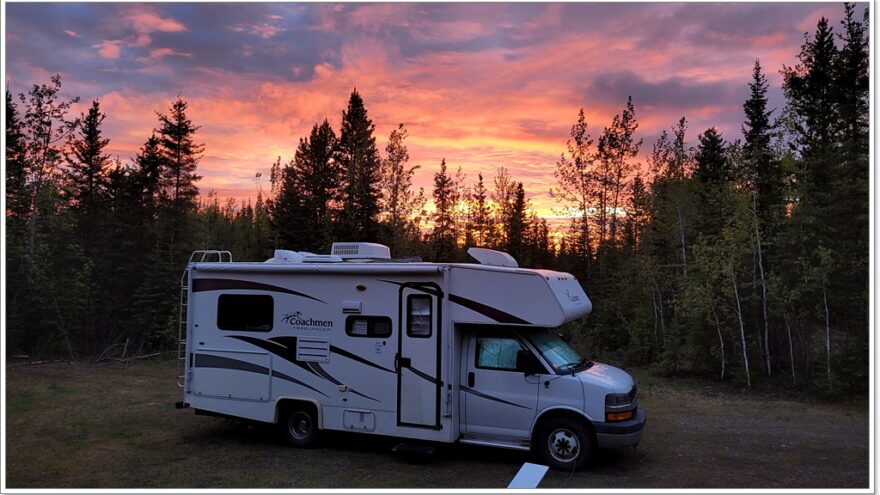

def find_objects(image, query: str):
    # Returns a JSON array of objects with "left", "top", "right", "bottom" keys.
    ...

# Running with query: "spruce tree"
[
  {"left": 269, "top": 157, "right": 309, "bottom": 250},
  {"left": 693, "top": 127, "right": 728, "bottom": 187},
  {"left": 337, "top": 89, "right": 381, "bottom": 242},
  {"left": 157, "top": 97, "right": 203, "bottom": 213},
  {"left": 66, "top": 100, "right": 111, "bottom": 249},
  {"left": 292, "top": 120, "right": 340, "bottom": 251},
  {"left": 742, "top": 60, "right": 783, "bottom": 229},
  {"left": 431, "top": 159, "right": 456, "bottom": 260},
  {"left": 469, "top": 173, "right": 492, "bottom": 247},
  {"left": 506, "top": 182, "right": 529, "bottom": 264}
]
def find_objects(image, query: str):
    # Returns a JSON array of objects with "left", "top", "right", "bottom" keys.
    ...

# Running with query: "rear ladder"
[{"left": 178, "top": 250, "right": 232, "bottom": 388}]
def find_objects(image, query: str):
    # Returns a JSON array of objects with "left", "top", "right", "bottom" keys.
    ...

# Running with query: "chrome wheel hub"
[{"left": 547, "top": 428, "right": 580, "bottom": 462}]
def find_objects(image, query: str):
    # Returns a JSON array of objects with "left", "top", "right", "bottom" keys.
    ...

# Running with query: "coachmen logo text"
[{"left": 281, "top": 311, "right": 334, "bottom": 330}]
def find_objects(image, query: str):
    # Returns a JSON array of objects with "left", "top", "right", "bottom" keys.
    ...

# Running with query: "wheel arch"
[
  {"left": 530, "top": 406, "right": 596, "bottom": 445},
  {"left": 274, "top": 397, "right": 324, "bottom": 429}
]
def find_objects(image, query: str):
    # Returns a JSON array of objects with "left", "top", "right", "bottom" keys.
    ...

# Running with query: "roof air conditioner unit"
[{"left": 331, "top": 242, "right": 391, "bottom": 260}]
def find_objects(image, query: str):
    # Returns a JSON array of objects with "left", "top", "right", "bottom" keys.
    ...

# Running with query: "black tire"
[
  {"left": 536, "top": 417, "right": 593, "bottom": 471},
  {"left": 279, "top": 406, "right": 319, "bottom": 448}
]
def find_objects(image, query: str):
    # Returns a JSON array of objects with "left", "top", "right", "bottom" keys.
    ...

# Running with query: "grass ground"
[{"left": 4, "top": 360, "right": 869, "bottom": 489}]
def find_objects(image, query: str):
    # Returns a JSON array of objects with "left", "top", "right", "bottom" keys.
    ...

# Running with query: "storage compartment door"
[{"left": 191, "top": 349, "right": 271, "bottom": 401}]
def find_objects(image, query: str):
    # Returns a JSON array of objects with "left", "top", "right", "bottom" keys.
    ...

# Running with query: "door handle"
[
  {"left": 467, "top": 372, "right": 475, "bottom": 387},
  {"left": 395, "top": 354, "right": 412, "bottom": 371}
]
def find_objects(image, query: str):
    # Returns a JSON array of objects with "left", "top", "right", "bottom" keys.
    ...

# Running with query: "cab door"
[{"left": 461, "top": 331, "right": 539, "bottom": 439}]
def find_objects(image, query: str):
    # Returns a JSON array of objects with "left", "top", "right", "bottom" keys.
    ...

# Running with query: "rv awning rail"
[{"left": 191, "top": 263, "right": 446, "bottom": 275}]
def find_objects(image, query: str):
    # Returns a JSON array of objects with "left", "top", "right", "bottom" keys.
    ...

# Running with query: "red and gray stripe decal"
[
  {"left": 378, "top": 279, "right": 531, "bottom": 325},
  {"left": 226, "top": 335, "right": 380, "bottom": 402},
  {"left": 193, "top": 353, "right": 328, "bottom": 397},
  {"left": 192, "top": 278, "right": 325, "bottom": 304},
  {"left": 447, "top": 294, "right": 530, "bottom": 325}
]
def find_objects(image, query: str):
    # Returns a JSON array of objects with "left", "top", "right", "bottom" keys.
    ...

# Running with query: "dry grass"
[{"left": 4, "top": 360, "right": 869, "bottom": 489}]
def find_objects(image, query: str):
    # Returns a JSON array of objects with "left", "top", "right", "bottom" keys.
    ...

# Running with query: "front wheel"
[
  {"left": 536, "top": 417, "right": 593, "bottom": 470},
  {"left": 280, "top": 407, "right": 319, "bottom": 448}
]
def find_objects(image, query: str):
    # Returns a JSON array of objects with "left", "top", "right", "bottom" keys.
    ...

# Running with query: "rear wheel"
[
  {"left": 279, "top": 406, "right": 319, "bottom": 448},
  {"left": 536, "top": 417, "right": 593, "bottom": 470}
]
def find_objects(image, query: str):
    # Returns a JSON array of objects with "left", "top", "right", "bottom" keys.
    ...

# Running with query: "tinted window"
[
  {"left": 476, "top": 336, "right": 523, "bottom": 371},
  {"left": 217, "top": 294, "right": 273, "bottom": 331},
  {"left": 346, "top": 316, "right": 392, "bottom": 338}
]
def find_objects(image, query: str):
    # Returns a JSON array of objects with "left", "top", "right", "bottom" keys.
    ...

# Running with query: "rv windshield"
[{"left": 525, "top": 329, "right": 592, "bottom": 374}]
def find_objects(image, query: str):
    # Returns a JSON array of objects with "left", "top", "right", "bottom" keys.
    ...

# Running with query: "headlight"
[
  {"left": 605, "top": 385, "right": 637, "bottom": 422},
  {"left": 605, "top": 393, "right": 633, "bottom": 409}
]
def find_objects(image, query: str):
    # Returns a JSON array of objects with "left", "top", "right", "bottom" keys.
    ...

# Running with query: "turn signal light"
[{"left": 606, "top": 410, "right": 634, "bottom": 422}]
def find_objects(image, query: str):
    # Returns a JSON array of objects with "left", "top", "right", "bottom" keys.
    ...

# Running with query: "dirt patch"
[{"left": 4, "top": 360, "right": 869, "bottom": 488}]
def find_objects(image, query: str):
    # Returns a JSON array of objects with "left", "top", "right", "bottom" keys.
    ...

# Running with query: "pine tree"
[{"left": 337, "top": 89, "right": 381, "bottom": 242}]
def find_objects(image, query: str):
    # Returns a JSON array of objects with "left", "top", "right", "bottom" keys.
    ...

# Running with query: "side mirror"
[{"left": 516, "top": 349, "right": 544, "bottom": 376}]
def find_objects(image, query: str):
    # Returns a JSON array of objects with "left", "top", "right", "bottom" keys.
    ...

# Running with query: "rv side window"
[
  {"left": 346, "top": 316, "right": 392, "bottom": 338},
  {"left": 217, "top": 294, "right": 274, "bottom": 332},
  {"left": 475, "top": 336, "right": 523, "bottom": 371},
  {"left": 407, "top": 295, "right": 432, "bottom": 338}
]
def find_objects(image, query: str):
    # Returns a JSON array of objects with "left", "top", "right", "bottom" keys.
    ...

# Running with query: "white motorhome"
[{"left": 176, "top": 243, "right": 645, "bottom": 470}]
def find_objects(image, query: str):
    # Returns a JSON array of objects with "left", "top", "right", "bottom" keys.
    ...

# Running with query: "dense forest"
[{"left": 5, "top": 6, "right": 868, "bottom": 394}]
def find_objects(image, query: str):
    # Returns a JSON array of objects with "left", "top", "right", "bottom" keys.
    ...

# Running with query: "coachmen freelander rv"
[{"left": 175, "top": 243, "right": 645, "bottom": 470}]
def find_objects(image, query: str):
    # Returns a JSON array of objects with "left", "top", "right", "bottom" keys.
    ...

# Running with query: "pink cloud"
[
  {"left": 121, "top": 5, "right": 186, "bottom": 47},
  {"left": 95, "top": 40, "right": 122, "bottom": 59},
  {"left": 64, "top": 29, "right": 78, "bottom": 37},
  {"left": 229, "top": 21, "right": 284, "bottom": 39},
  {"left": 147, "top": 48, "right": 192, "bottom": 59}
]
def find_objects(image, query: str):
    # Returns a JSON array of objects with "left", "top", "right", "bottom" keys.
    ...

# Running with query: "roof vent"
[
  {"left": 270, "top": 250, "right": 305, "bottom": 263},
  {"left": 331, "top": 242, "right": 391, "bottom": 260},
  {"left": 467, "top": 247, "right": 518, "bottom": 268}
]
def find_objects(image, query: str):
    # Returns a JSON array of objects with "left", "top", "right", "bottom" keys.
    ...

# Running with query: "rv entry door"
[{"left": 396, "top": 283, "right": 442, "bottom": 429}]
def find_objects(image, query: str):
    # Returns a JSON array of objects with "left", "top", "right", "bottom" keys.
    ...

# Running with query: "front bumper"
[{"left": 593, "top": 406, "right": 646, "bottom": 449}]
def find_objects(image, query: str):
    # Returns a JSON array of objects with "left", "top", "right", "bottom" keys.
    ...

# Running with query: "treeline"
[{"left": 5, "top": 6, "right": 867, "bottom": 393}]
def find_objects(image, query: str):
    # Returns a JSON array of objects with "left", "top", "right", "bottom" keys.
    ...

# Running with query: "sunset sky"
[{"left": 4, "top": 2, "right": 855, "bottom": 217}]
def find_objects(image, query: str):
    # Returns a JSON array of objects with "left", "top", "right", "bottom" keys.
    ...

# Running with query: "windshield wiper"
[{"left": 562, "top": 358, "right": 593, "bottom": 374}]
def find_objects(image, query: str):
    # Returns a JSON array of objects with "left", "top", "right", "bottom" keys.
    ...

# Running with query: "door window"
[
  {"left": 475, "top": 336, "right": 523, "bottom": 371},
  {"left": 407, "top": 295, "right": 433, "bottom": 338}
]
